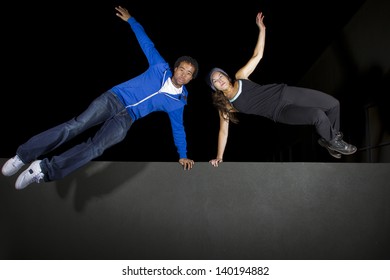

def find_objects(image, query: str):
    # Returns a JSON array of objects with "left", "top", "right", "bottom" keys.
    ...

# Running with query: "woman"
[{"left": 208, "top": 11, "right": 356, "bottom": 167}]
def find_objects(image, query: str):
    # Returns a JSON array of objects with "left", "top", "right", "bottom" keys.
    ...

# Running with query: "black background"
[{"left": 1, "top": 0, "right": 367, "bottom": 162}]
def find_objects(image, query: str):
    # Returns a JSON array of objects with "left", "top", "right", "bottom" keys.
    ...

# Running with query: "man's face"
[{"left": 171, "top": 61, "right": 196, "bottom": 87}]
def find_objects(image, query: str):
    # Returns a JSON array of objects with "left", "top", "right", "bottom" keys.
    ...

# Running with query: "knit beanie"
[{"left": 207, "top": 67, "right": 229, "bottom": 91}]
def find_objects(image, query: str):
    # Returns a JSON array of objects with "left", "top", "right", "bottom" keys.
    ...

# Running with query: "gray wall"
[
  {"left": 299, "top": 0, "right": 390, "bottom": 162},
  {"left": 1, "top": 159, "right": 389, "bottom": 260}
]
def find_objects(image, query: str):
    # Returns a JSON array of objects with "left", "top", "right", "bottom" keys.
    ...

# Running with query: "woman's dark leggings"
[{"left": 275, "top": 86, "right": 340, "bottom": 142}]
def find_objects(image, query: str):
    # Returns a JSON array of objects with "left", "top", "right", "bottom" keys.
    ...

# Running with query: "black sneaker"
[
  {"left": 328, "top": 133, "right": 357, "bottom": 155},
  {"left": 318, "top": 138, "right": 341, "bottom": 159}
]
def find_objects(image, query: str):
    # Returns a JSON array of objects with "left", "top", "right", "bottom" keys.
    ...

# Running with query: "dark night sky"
[{"left": 2, "top": 0, "right": 366, "bottom": 162}]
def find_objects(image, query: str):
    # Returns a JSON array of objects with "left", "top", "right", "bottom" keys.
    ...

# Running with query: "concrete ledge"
[{"left": 1, "top": 159, "right": 389, "bottom": 259}]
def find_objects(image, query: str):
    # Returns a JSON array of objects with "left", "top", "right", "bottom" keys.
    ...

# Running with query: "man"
[{"left": 2, "top": 6, "right": 198, "bottom": 190}]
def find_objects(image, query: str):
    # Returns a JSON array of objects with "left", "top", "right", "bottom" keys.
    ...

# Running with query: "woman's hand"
[
  {"left": 209, "top": 158, "right": 223, "bottom": 167},
  {"left": 256, "top": 12, "right": 265, "bottom": 30}
]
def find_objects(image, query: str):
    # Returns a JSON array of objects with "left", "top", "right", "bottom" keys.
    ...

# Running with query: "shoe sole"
[
  {"left": 318, "top": 139, "right": 342, "bottom": 159},
  {"left": 1, "top": 168, "right": 20, "bottom": 177},
  {"left": 1, "top": 162, "right": 24, "bottom": 176},
  {"left": 328, "top": 146, "right": 357, "bottom": 155}
]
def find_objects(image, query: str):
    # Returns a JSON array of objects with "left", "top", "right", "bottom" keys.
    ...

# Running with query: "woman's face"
[{"left": 211, "top": 71, "right": 230, "bottom": 90}]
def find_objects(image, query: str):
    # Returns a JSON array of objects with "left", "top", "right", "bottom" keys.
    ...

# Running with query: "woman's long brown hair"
[{"left": 211, "top": 90, "right": 239, "bottom": 124}]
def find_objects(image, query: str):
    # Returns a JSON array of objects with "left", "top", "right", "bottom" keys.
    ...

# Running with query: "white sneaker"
[
  {"left": 2, "top": 155, "right": 25, "bottom": 176},
  {"left": 15, "top": 160, "right": 44, "bottom": 190}
]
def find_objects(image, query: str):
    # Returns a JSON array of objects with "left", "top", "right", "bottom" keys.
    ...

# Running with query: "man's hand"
[
  {"left": 179, "top": 158, "right": 195, "bottom": 170},
  {"left": 115, "top": 6, "right": 131, "bottom": 22}
]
